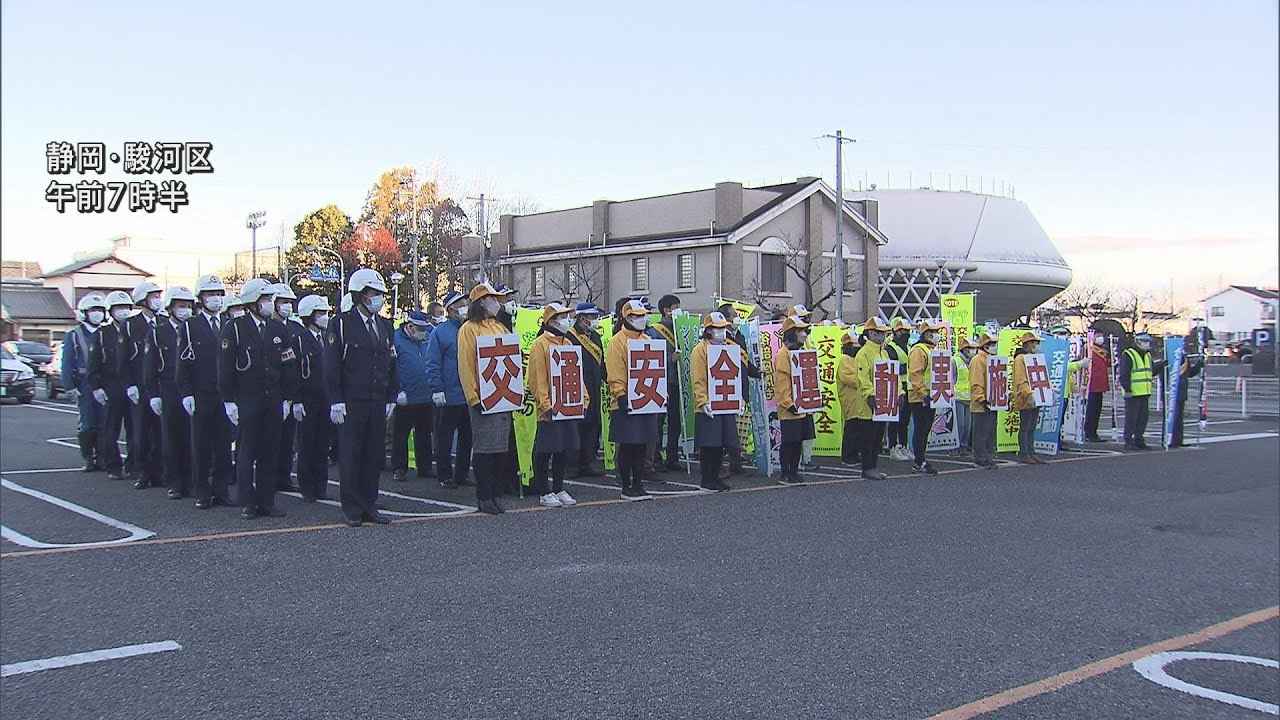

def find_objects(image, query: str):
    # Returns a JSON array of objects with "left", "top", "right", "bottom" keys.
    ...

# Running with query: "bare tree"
[
  {"left": 547, "top": 257, "right": 607, "bottom": 306},
  {"left": 1052, "top": 282, "right": 1116, "bottom": 329},
  {"left": 744, "top": 230, "right": 855, "bottom": 320}
]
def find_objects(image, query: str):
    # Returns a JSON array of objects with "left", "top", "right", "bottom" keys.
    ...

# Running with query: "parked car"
[
  {"left": 0, "top": 346, "right": 36, "bottom": 403},
  {"left": 44, "top": 342, "right": 70, "bottom": 399},
  {"left": 2, "top": 340, "right": 53, "bottom": 377}
]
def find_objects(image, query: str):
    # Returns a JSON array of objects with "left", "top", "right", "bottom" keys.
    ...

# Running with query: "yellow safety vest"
[
  {"left": 954, "top": 354, "right": 970, "bottom": 401},
  {"left": 1124, "top": 348, "right": 1152, "bottom": 397}
]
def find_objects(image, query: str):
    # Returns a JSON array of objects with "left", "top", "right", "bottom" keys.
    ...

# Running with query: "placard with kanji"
[
  {"left": 477, "top": 332, "right": 524, "bottom": 414},
  {"left": 929, "top": 348, "right": 954, "bottom": 409},
  {"left": 549, "top": 344, "right": 586, "bottom": 421},
  {"left": 987, "top": 356, "right": 1010, "bottom": 412},
  {"left": 706, "top": 344, "right": 743, "bottom": 415},
  {"left": 873, "top": 359, "right": 901, "bottom": 422},
  {"left": 789, "top": 348, "right": 822, "bottom": 414},
  {"left": 626, "top": 338, "right": 668, "bottom": 415},
  {"left": 1024, "top": 353, "right": 1055, "bottom": 407}
]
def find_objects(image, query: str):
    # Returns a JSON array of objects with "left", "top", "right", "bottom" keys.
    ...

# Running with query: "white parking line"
[
  {"left": 279, "top": 479, "right": 476, "bottom": 516},
  {"left": 0, "top": 478, "right": 155, "bottom": 548},
  {"left": 0, "top": 468, "right": 89, "bottom": 475},
  {"left": 16, "top": 402, "right": 78, "bottom": 415},
  {"left": 1132, "top": 651, "right": 1279, "bottom": 715},
  {"left": 1188, "top": 432, "right": 1279, "bottom": 445},
  {"left": 1, "top": 641, "right": 182, "bottom": 678}
]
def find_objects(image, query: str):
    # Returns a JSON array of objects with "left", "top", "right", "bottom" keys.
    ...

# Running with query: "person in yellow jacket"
[
  {"left": 952, "top": 336, "right": 974, "bottom": 456},
  {"left": 457, "top": 281, "right": 517, "bottom": 514},
  {"left": 884, "top": 317, "right": 912, "bottom": 460},
  {"left": 528, "top": 302, "right": 587, "bottom": 508},
  {"left": 851, "top": 317, "right": 892, "bottom": 480},
  {"left": 606, "top": 299, "right": 660, "bottom": 501},
  {"left": 906, "top": 319, "right": 944, "bottom": 475},
  {"left": 771, "top": 314, "right": 814, "bottom": 484},
  {"left": 1011, "top": 330, "right": 1043, "bottom": 464},
  {"left": 690, "top": 312, "right": 739, "bottom": 492},
  {"left": 837, "top": 326, "right": 862, "bottom": 466},
  {"left": 968, "top": 333, "right": 998, "bottom": 468}
]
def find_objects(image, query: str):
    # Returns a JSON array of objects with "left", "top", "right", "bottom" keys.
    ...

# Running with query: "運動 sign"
[
  {"left": 477, "top": 333, "right": 524, "bottom": 414},
  {"left": 789, "top": 348, "right": 823, "bottom": 414},
  {"left": 549, "top": 344, "right": 586, "bottom": 421},
  {"left": 706, "top": 344, "right": 743, "bottom": 415},
  {"left": 626, "top": 338, "right": 668, "bottom": 415},
  {"left": 873, "top": 358, "right": 901, "bottom": 422}
]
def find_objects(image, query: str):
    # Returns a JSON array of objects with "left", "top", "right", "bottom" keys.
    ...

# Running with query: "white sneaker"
[
  {"left": 891, "top": 447, "right": 910, "bottom": 461},
  {"left": 539, "top": 493, "right": 562, "bottom": 508},
  {"left": 555, "top": 490, "right": 577, "bottom": 506}
]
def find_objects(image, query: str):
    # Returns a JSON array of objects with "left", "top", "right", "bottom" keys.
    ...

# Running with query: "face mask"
[
  {"left": 173, "top": 307, "right": 193, "bottom": 321},
  {"left": 711, "top": 329, "right": 727, "bottom": 343},
  {"left": 451, "top": 304, "right": 468, "bottom": 320},
  {"left": 1093, "top": 336, "right": 1106, "bottom": 346},
  {"left": 147, "top": 297, "right": 162, "bottom": 312},
  {"left": 431, "top": 313, "right": 446, "bottom": 324},
  {"left": 252, "top": 299, "right": 272, "bottom": 317},
  {"left": 924, "top": 332, "right": 938, "bottom": 344},
  {"left": 797, "top": 332, "right": 809, "bottom": 345},
  {"left": 481, "top": 298, "right": 500, "bottom": 316},
  {"left": 867, "top": 331, "right": 884, "bottom": 344},
  {"left": 86, "top": 310, "right": 105, "bottom": 325},
  {"left": 229, "top": 308, "right": 245, "bottom": 319},
  {"left": 314, "top": 314, "right": 330, "bottom": 329},
  {"left": 552, "top": 317, "right": 573, "bottom": 334},
  {"left": 366, "top": 295, "right": 385, "bottom": 313},
  {"left": 203, "top": 295, "right": 223, "bottom": 312},
  {"left": 1137, "top": 341, "right": 1151, "bottom": 351},
  {"left": 626, "top": 315, "right": 648, "bottom": 331},
  {"left": 278, "top": 302, "right": 293, "bottom": 318},
  {"left": 111, "top": 308, "right": 130, "bottom": 322},
  {"left": 503, "top": 300, "right": 517, "bottom": 315}
]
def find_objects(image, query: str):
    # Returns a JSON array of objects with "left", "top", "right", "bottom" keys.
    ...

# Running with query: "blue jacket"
[
  {"left": 424, "top": 317, "right": 465, "bottom": 406},
  {"left": 61, "top": 324, "right": 96, "bottom": 392},
  {"left": 393, "top": 325, "right": 433, "bottom": 404}
]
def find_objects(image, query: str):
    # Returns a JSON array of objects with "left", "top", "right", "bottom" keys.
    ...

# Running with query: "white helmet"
[
  {"left": 239, "top": 277, "right": 275, "bottom": 305},
  {"left": 163, "top": 286, "right": 196, "bottom": 307},
  {"left": 298, "top": 294, "right": 332, "bottom": 318},
  {"left": 340, "top": 294, "right": 354, "bottom": 313},
  {"left": 270, "top": 283, "right": 297, "bottom": 301},
  {"left": 195, "top": 274, "right": 225, "bottom": 295},
  {"left": 77, "top": 293, "right": 108, "bottom": 312},
  {"left": 130, "top": 280, "right": 163, "bottom": 304},
  {"left": 348, "top": 268, "right": 388, "bottom": 294},
  {"left": 105, "top": 290, "right": 133, "bottom": 309}
]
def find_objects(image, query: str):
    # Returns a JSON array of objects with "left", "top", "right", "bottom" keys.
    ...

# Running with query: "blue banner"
[
  {"left": 1033, "top": 335, "right": 1070, "bottom": 455},
  {"left": 1163, "top": 336, "right": 1185, "bottom": 448},
  {"left": 745, "top": 319, "right": 772, "bottom": 476}
]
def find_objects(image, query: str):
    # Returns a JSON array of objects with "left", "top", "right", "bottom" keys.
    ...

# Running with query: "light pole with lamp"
[
  {"left": 246, "top": 210, "right": 267, "bottom": 277},
  {"left": 389, "top": 271, "right": 405, "bottom": 318},
  {"left": 319, "top": 245, "right": 344, "bottom": 308}
]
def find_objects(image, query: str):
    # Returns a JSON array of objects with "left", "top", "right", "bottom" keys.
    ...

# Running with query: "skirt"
[
  {"left": 534, "top": 419, "right": 581, "bottom": 454},
  {"left": 468, "top": 406, "right": 512, "bottom": 453},
  {"left": 694, "top": 413, "right": 740, "bottom": 449},
  {"left": 780, "top": 416, "right": 816, "bottom": 444},
  {"left": 610, "top": 409, "right": 659, "bottom": 445}
]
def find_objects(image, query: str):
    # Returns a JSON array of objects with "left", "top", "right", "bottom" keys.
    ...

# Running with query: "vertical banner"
[
  {"left": 626, "top": 339, "right": 668, "bottom": 414},
  {"left": 1163, "top": 335, "right": 1185, "bottom": 449},
  {"left": 512, "top": 309, "right": 541, "bottom": 486},
  {"left": 995, "top": 328, "right": 1022, "bottom": 452},
  {"left": 746, "top": 319, "right": 771, "bottom": 475},
  {"left": 810, "top": 326, "right": 844, "bottom": 456},
  {"left": 1033, "top": 336, "right": 1069, "bottom": 455},
  {"left": 873, "top": 359, "right": 901, "bottom": 422},
  {"left": 732, "top": 322, "right": 756, "bottom": 462},
  {"left": 1061, "top": 333, "right": 1089, "bottom": 445},
  {"left": 675, "top": 313, "right": 702, "bottom": 452},
  {"left": 759, "top": 321, "right": 784, "bottom": 473},
  {"left": 789, "top": 348, "right": 823, "bottom": 414},
  {"left": 477, "top": 333, "right": 524, "bottom": 414},
  {"left": 1024, "top": 353, "right": 1055, "bottom": 407},
  {"left": 549, "top": 345, "right": 587, "bottom": 420},
  {"left": 940, "top": 293, "right": 975, "bottom": 353},
  {"left": 598, "top": 317, "right": 615, "bottom": 471},
  {"left": 706, "top": 344, "right": 743, "bottom": 414}
]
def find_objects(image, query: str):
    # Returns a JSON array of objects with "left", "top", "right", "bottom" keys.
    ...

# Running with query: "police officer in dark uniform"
[
  {"left": 125, "top": 280, "right": 164, "bottom": 489},
  {"left": 326, "top": 268, "right": 398, "bottom": 527},
  {"left": 219, "top": 278, "right": 300, "bottom": 519},
  {"left": 270, "top": 283, "right": 303, "bottom": 492},
  {"left": 87, "top": 291, "right": 136, "bottom": 482},
  {"left": 176, "top": 274, "right": 235, "bottom": 509},
  {"left": 294, "top": 294, "right": 332, "bottom": 501},
  {"left": 146, "top": 286, "right": 195, "bottom": 499}
]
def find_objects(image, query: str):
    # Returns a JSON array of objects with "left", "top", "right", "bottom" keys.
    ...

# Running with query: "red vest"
[{"left": 1087, "top": 346, "right": 1110, "bottom": 393}]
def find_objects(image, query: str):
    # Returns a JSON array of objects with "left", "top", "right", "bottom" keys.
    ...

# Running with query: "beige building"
[{"left": 478, "top": 177, "right": 887, "bottom": 320}]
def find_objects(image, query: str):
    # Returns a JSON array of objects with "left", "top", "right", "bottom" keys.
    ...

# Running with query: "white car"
[{"left": 0, "top": 346, "right": 37, "bottom": 403}]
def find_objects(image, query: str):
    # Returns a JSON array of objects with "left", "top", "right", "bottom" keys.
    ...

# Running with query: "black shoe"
[
  {"left": 106, "top": 472, "right": 124, "bottom": 481},
  {"left": 365, "top": 512, "right": 391, "bottom": 524},
  {"left": 166, "top": 489, "right": 185, "bottom": 499},
  {"left": 345, "top": 516, "right": 363, "bottom": 527},
  {"left": 194, "top": 499, "right": 212, "bottom": 510},
  {"left": 260, "top": 507, "right": 285, "bottom": 518},
  {"left": 716, "top": 480, "right": 733, "bottom": 492},
  {"left": 477, "top": 500, "right": 500, "bottom": 515},
  {"left": 82, "top": 460, "right": 100, "bottom": 472},
  {"left": 439, "top": 479, "right": 459, "bottom": 490},
  {"left": 392, "top": 469, "right": 406, "bottom": 483},
  {"left": 240, "top": 507, "right": 259, "bottom": 519},
  {"left": 913, "top": 462, "right": 938, "bottom": 476},
  {"left": 277, "top": 482, "right": 299, "bottom": 492},
  {"left": 133, "top": 478, "right": 150, "bottom": 489},
  {"left": 663, "top": 459, "right": 682, "bottom": 472},
  {"left": 1135, "top": 442, "right": 1150, "bottom": 450},
  {"left": 863, "top": 469, "right": 888, "bottom": 481},
  {"left": 315, "top": 493, "right": 328, "bottom": 501},
  {"left": 457, "top": 476, "right": 475, "bottom": 487}
]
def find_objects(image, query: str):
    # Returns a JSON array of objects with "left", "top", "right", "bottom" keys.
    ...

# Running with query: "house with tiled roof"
[{"left": 1201, "top": 285, "right": 1279, "bottom": 343}]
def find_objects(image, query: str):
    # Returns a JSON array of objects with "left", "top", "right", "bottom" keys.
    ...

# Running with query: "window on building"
[
  {"left": 631, "top": 257, "right": 649, "bottom": 292},
  {"left": 531, "top": 266, "right": 544, "bottom": 297},
  {"left": 760, "top": 253, "right": 787, "bottom": 293},
  {"left": 1210, "top": 305, "right": 1225, "bottom": 317},
  {"left": 564, "top": 263, "right": 580, "bottom": 297},
  {"left": 677, "top": 253, "right": 695, "bottom": 290},
  {"left": 1262, "top": 303, "right": 1277, "bottom": 321}
]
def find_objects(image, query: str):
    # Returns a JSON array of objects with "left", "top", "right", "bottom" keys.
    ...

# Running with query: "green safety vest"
[
  {"left": 1124, "top": 348, "right": 1152, "bottom": 397},
  {"left": 888, "top": 340, "right": 909, "bottom": 381},
  {"left": 954, "top": 354, "right": 970, "bottom": 400}
]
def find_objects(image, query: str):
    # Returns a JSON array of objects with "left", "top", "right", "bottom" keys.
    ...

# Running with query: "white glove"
[
  {"left": 66, "top": 388, "right": 79, "bottom": 402},
  {"left": 396, "top": 391, "right": 408, "bottom": 406},
  {"left": 93, "top": 388, "right": 108, "bottom": 405},
  {"left": 149, "top": 397, "right": 162, "bottom": 416},
  {"left": 292, "top": 403, "right": 306, "bottom": 422},
  {"left": 385, "top": 403, "right": 395, "bottom": 419},
  {"left": 224, "top": 402, "right": 239, "bottom": 426},
  {"left": 182, "top": 396, "right": 196, "bottom": 415},
  {"left": 282, "top": 400, "right": 292, "bottom": 420},
  {"left": 432, "top": 392, "right": 446, "bottom": 407},
  {"left": 126, "top": 385, "right": 140, "bottom": 404},
  {"left": 703, "top": 403, "right": 714, "bottom": 418},
  {"left": 330, "top": 402, "right": 347, "bottom": 425}
]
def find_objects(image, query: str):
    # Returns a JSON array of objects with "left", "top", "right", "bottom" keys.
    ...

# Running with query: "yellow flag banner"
[{"left": 940, "top": 293, "right": 975, "bottom": 353}]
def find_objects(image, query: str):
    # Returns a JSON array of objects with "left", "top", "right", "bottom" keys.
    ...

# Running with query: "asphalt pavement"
[{"left": 1, "top": 396, "right": 1277, "bottom": 719}]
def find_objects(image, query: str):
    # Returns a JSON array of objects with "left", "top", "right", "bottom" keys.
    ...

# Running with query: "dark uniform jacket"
[
  {"left": 177, "top": 312, "right": 225, "bottom": 398},
  {"left": 324, "top": 309, "right": 398, "bottom": 405},
  {"left": 146, "top": 317, "right": 184, "bottom": 401},
  {"left": 124, "top": 313, "right": 156, "bottom": 392},
  {"left": 217, "top": 315, "right": 299, "bottom": 407},
  {"left": 88, "top": 319, "right": 131, "bottom": 393},
  {"left": 296, "top": 324, "right": 330, "bottom": 407}
]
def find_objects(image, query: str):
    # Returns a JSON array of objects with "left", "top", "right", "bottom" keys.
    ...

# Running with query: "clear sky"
[{"left": 2, "top": 0, "right": 1276, "bottom": 306}]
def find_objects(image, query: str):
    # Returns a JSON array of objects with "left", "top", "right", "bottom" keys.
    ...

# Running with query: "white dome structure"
[{"left": 847, "top": 189, "right": 1072, "bottom": 323}]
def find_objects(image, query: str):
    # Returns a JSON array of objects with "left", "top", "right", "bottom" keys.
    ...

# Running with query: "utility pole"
[
  {"left": 246, "top": 211, "right": 267, "bottom": 277},
  {"left": 467, "top": 193, "right": 492, "bottom": 282},
  {"left": 821, "top": 130, "right": 856, "bottom": 322}
]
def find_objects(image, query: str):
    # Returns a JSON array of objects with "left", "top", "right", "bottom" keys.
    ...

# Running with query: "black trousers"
[
  {"left": 129, "top": 398, "right": 162, "bottom": 483},
  {"left": 909, "top": 402, "right": 936, "bottom": 465},
  {"left": 842, "top": 418, "right": 860, "bottom": 463},
  {"left": 1084, "top": 392, "right": 1104, "bottom": 438},
  {"left": 98, "top": 388, "right": 129, "bottom": 475},
  {"left": 699, "top": 447, "right": 724, "bottom": 488},
  {"left": 615, "top": 443, "right": 646, "bottom": 491},
  {"left": 534, "top": 451, "right": 568, "bottom": 494},
  {"left": 780, "top": 441, "right": 803, "bottom": 478},
  {"left": 471, "top": 452, "right": 501, "bottom": 502},
  {"left": 576, "top": 412, "right": 601, "bottom": 468},
  {"left": 277, "top": 413, "right": 297, "bottom": 489},
  {"left": 856, "top": 419, "right": 885, "bottom": 471},
  {"left": 1019, "top": 408, "right": 1040, "bottom": 457},
  {"left": 657, "top": 389, "right": 682, "bottom": 461},
  {"left": 499, "top": 424, "right": 519, "bottom": 494},
  {"left": 972, "top": 411, "right": 996, "bottom": 464},
  {"left": 1124, "top": 395, "right": 1150, "bottom": 447},
  {"left": 160, "top": 388, "right": 191, "bottom": 493},
  {"left": 191, "top": 391, "right": 233, "bottom": 503},
  {"left": 1171, "top": 395, "right": 1188, "bottom": 447},
  {"left": 433, "top": 405, "right": 472, "bottom": 485},
  {"left": 339, "top": 401, "right": 386, "bottom": 520},
  {"left": 236, "top": 399, "right": 283, "bottom": 512},
  {"left": 392, "top": 403, "right": 435, "bottom": 475},
  {"left": 893, "top": 395, "right": 910, "bottom": 446},
  {"left": 298, "top": 400, "right": 330, "bottom": 499}
]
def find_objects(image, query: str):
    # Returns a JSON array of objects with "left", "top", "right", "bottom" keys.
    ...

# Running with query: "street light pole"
[
  {"left": 320, "top": 245, "right": 344, "bottom": 307},
  {"left": 821, "top": 131, "right": 856, "bottom": 322},
  {"left": 246, "top": 210, "right": 267, "bottom": 277}
]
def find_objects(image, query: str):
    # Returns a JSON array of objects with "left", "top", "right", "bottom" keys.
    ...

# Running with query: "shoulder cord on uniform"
[
  {"left": 154, "top": 325, "right": 165, "bottom": 375},
  {"left": 234, "top": 322, "right": 251, "bottom": 372},
  {"left": 299, "top": 333, "right": 311, "bottom": 380},
  {"left": 179, "top": 323, "right": 196, "bottom": 362}
]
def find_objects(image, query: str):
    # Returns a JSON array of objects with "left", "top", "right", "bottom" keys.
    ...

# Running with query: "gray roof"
[
  {"left": 0, "top": 284, "right": 75, "bottom": 322},
  {"left": 42, "top": 251, "right": 150, "bottom": 278},
  {"left": 1230, "top": 285, "right": 1278, "bottom": 300}
]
